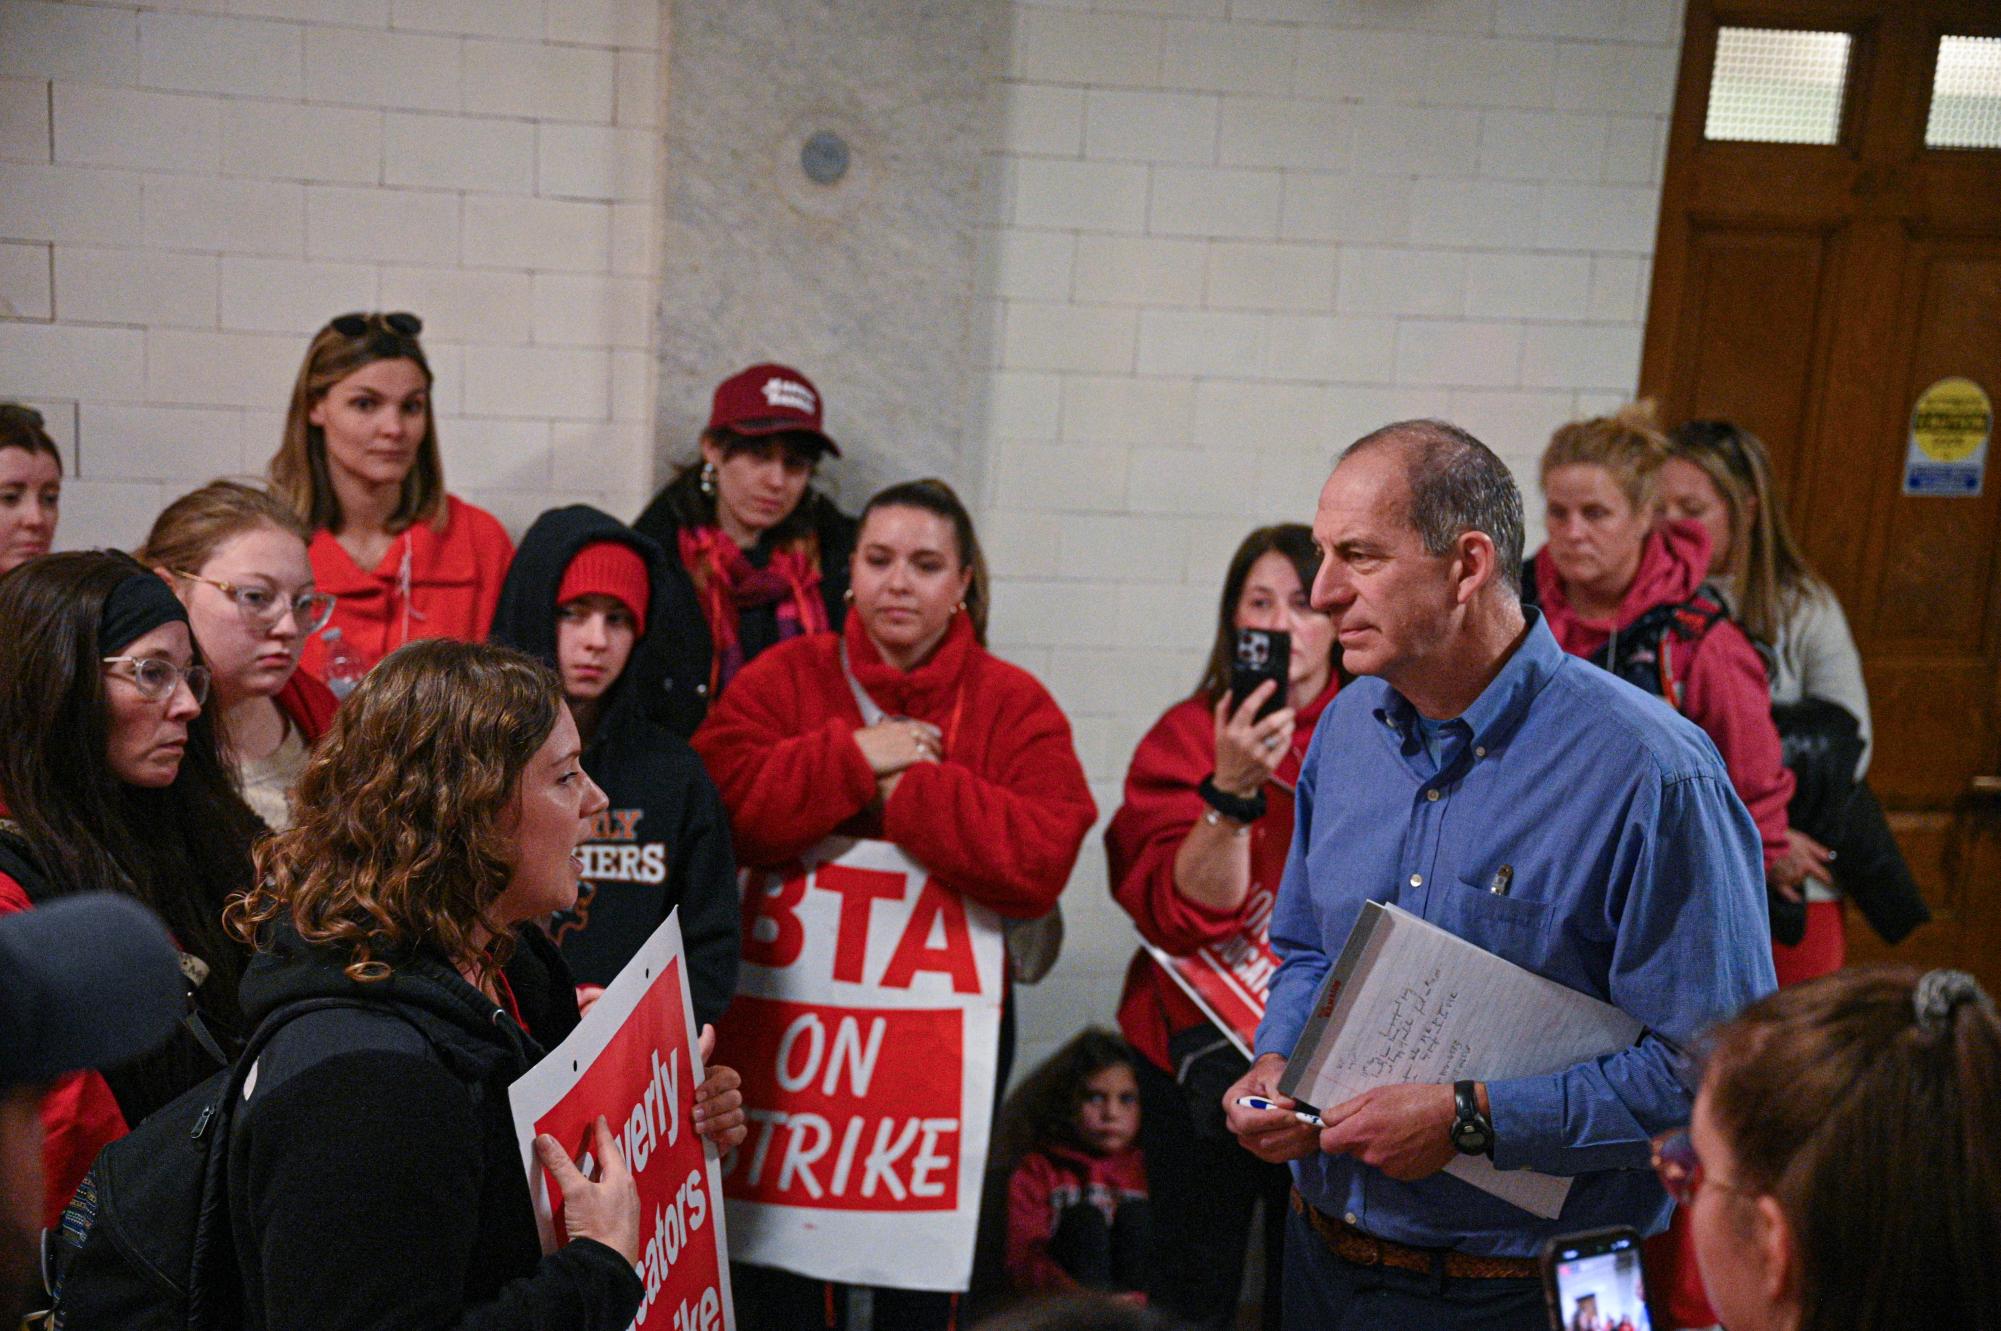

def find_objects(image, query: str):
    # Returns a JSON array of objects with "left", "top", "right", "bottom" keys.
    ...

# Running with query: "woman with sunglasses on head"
[
  {"left": 138, "top": 481, "right": 339, "bottom": 831},
  {"left": 1653, "top": 965, "right": 2000, "bottom": 1331},
  {"left": 0, "top": 403, "right": 63, "bottom": 576},
  {"left": 631, "top": 363, "right": 855, "bottom": 736},
  {"left": 269, "top": 311, "right": 514, "bottom": 685},
  {"left": 0, "top": 551, "right": 263, "bottom": 1230}
]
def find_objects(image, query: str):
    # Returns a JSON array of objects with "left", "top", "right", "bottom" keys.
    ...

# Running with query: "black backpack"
[
  {"left": 1521, "top": 554, "right": 1729, "bottom": 710},
  {"left": 40, "top": 997, "right": 416, "bottom": 1331}
]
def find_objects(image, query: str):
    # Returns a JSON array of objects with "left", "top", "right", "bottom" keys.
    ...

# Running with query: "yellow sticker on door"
[{"left": 1904, "top": 377, "right": 1991, "bottom": 496}]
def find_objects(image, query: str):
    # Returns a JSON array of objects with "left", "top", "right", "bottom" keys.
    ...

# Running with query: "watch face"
[{"left": 1453, "top": 1121, "right": 1492, "bottom": 1154}]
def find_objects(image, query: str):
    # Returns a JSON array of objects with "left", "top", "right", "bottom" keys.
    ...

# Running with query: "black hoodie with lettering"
[{"left": 490, "top": 505, "right": 739, "bottom": 1025}]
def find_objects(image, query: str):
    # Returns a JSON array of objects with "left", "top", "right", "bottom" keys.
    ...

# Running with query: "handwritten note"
[{"left": 1279, "top": 903, "right": 1643, "bottom": 1219}]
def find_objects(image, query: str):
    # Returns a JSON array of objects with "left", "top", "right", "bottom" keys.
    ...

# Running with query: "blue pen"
[{"left": 1235, "top": 1095, "right": 1326, "bottom": 1128}]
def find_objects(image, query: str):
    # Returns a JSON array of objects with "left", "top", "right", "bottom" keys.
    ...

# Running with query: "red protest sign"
[
  {"left": 716, "top": 838, "right": 1003, "bottom": 1292},
  {"left": 1147, "top": 878, "right": 1281, "bottom": 1057},
  {"left": 724, "top": 996, "right": 962, "bottom": 1212},
  {"left": 511, "top": 913, "right": 733, "bottom": 1331}
]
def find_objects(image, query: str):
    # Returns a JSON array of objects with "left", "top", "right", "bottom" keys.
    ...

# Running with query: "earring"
[
  {"left": 953, "top": 600, "right": 967, "bottom": 615},
  {"left": 843, "top": 588, "right": 855, "bottom": 604},
  {"left": 700, "top": 461, "right": 718, "bottom": 498}
]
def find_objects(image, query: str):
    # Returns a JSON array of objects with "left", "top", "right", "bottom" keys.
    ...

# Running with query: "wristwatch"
[{"left": 1450, "top": 1080, "right": 1494, "bottom": 1157}]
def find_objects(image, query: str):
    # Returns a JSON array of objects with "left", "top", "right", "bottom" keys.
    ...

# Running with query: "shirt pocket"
[{"left": 1437, "top": 866, "right": 1551, "bottom": 939}]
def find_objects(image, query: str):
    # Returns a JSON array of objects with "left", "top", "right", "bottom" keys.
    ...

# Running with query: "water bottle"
[{"left": 321, "top": 627, "right": 365, "bottom": 700}]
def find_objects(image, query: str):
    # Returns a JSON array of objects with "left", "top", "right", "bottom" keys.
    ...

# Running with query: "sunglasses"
[
  {"left": 328, "top": 311, "right": 422, "bottom": 338},
  {"left": 101, "top": 656, "right": 212, "bottom": 705}
]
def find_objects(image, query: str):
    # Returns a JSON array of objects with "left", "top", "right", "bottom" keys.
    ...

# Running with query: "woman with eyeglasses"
[
  {"left": 0, "top": 550, "right": 263, "bottom": 1229},
  {"left": 269, "top": 311, "right": 514, "bottom": 684},
  {"left": 1652, "top": 965, "right": 2000, "bottom": 1331},
  {"left": 138, "top": 481, "right": 340, "bottom": 831}
]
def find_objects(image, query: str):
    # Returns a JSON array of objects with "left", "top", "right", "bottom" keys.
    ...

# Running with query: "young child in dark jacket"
[
  {"left": 490, "top": 506, "right": 739, "bottom": 1024},
  {"left": 1001, "top": 1030, "right": 1151, "bottom": 1301}
]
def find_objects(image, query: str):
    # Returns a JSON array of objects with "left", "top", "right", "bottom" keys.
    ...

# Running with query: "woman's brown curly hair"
[{"left": 227, "top": 637, "right": 562, "bottom": 982}]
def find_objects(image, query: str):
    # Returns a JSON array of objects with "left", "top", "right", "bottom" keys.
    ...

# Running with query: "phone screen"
[
  {"left": 1229, "top": 628, "right": 1290, "bottom": 721},
  {"left": 1544, "top": 1229, "right": 1651, "bottom": 1331}
]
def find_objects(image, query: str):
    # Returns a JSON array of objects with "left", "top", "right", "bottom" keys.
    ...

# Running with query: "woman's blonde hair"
[
  {"left": 268, "top": 316, "right": 444, "bottom": 534},
  {"left": 136, "top": 479, "right": 312, "bottom": 576},
  {"left": 1666, "top": 420, "right": 1824, "bottom": 649},
  {"left": 1541, "top": 400, "right": 1672, "bottom": 513},
  {"left": 227, "top": 638, "right": 562, "bottom": 983}
]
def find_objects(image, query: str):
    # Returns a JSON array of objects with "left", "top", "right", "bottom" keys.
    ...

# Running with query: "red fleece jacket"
[
  {"left": 298, "top": 494, "right": 514, "bottom": 680},
  {"left": 1535, "top": 519, "right": 1794, "bottom": 869},
  {"left": 1006, "top": 1140, "right": 1149, "bottom": 1295},
  {"left": 1103, "top": 683, "right": 1335, "bottom": 1070},
  {"left": 691, "top": 612, "right": 1096, "bottom": 919}
]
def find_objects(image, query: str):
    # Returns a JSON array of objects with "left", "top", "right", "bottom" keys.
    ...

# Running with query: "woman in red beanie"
[
  {"left": 490, "top": 506, "right": 739, "bottom": 1027},
  {"left": 693, "top": 478, "right": 1096, "bottom": 1331}
]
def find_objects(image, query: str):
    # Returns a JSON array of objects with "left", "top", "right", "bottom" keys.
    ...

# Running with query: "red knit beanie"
[{"left": 556, "top": 540, "right": 650, "bottom": 635}]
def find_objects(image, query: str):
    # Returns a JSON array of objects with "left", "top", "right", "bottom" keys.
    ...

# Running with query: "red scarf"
[{"left": 678, "top": 526, "right": 831, "bottom": 694}]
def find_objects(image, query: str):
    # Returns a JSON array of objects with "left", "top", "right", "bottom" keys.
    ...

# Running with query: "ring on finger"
[{"left": 1262, "top": 734, "right": 1283, "bottom": 751}]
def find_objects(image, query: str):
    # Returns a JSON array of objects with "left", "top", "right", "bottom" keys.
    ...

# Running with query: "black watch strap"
[
  {"left": 1199, "top": 774, "right": 1267, "bottom": 824},
  {"left": 1451, "top": 1079, "right": 1494, "bottom": 1157}
]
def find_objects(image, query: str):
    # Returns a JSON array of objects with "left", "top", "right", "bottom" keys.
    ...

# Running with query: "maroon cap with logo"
[{"left": 706, "top": 362, "right": 840, "bottom": 457}]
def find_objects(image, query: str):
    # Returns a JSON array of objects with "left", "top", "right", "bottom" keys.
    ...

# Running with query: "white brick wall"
[
  {"left": 984, "top": 0, "right": 1684, "bottom": 1073},
  {"left": 0, "top": 0, "right": 664, "bottom": 550}
]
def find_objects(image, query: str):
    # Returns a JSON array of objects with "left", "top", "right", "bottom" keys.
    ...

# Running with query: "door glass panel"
[
  {"left": 1926, "top": 36, "right": 2001, "bottom": 149},
  {"left": 1704, "top": 27, "right": 1853, "bottom": 144}
]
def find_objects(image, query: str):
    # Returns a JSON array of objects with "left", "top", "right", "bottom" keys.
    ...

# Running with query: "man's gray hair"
[{"left": 1341, "top": 419, "right": 1525, "bottom": 597}]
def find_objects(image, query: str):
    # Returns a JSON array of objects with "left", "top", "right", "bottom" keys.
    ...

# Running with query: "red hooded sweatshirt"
[
  {"left": 1534, "top": 519, "right": 1793, "bottom": 869},
  {"left": 691, "top": 612, "right": 1096, "bottom": 918},
  {"left": 1006, "top": 1139, "right": 1149, "bottom": 1296},
  {"left": 1103, "top": 682, "right": 1337, "bottom": 1070}
]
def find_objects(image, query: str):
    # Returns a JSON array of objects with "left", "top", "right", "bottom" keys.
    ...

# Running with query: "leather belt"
[{"left": 1291, "top": 1190, "right": 1540, "bottom": 1281}]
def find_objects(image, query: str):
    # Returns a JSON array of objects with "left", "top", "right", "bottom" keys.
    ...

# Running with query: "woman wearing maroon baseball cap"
[{"left": 632, "top": 363, "right": 856, "bottom": 736}]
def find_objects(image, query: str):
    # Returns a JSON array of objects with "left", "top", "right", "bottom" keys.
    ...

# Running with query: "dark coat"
[
  {"left": 632, "top": 473, "right": 856, "bottom": 731},
  {"left": 228, "top": 924, "right": 644, "bottom": 1331},
  {"left": 490, "top": 505, "right": 739, "bottom": 1023}
]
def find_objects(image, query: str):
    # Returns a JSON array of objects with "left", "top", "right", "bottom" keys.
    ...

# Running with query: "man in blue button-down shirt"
[{"left": 1223, "top": 420, "right": 1775, "bottom": 1330}]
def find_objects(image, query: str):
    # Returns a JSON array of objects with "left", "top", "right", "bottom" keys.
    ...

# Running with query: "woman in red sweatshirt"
[
  {"left": 693, "top": 478, "right": 1097, "bottom": 1331},
  {"left": 268, "top": 311, "right": 513, "bottom": 685},
  {"left": 1104, "top": 524, "right": 1338, "bottom": 1331},
  {"left": 1527, "top": 404, "right": 1799, "bottom": 1331}
]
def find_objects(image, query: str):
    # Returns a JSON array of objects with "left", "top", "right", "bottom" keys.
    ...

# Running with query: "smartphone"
[
  {"left": 1541, "top": 1227, "right": 1652, "bottom": 1331},
  {"left": 1229, "top": 628, "right": 1290, "bottom": 721}
]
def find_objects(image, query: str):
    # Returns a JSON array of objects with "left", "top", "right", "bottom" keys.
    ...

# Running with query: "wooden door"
[{"left": 1641, "top": 0, "right": 2001, "bottom": 990}]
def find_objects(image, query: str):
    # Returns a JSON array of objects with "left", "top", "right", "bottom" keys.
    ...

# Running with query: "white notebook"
[{"left": 1278, "top": 902, "right": 1644, "bottom": 1219}]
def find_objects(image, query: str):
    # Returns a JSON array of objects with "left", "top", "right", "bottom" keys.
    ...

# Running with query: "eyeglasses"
[
  {"left": 1651, "top": 1128, "right": 1750, "bottom": 1207},
  {"left": 101, "top": 656, "right": 211, "bottom": 705},
  {"left": 328, "top": 310, "right": 422, "bottom": 338},
  {"left": 175, "top": 570, "right": 336, "bottom": 636}
]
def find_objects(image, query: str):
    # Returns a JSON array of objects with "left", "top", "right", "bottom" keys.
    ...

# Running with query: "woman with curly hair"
[
  {"left": 224, "top": 638, "right": 746, "bottom": 1331},
  {"left": 0, "top": 551, "right": 262, "bottom": 1228}
]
